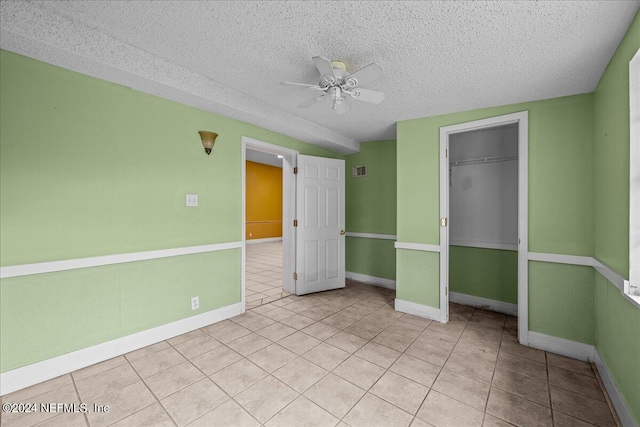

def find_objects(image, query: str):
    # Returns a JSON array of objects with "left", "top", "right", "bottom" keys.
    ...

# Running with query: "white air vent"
[{"left": 352, "top": 165, "right": 367, "bottom": 177}]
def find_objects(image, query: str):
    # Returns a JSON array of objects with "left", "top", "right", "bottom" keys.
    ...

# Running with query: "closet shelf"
[{"left": 449, "top": 155, "right": 518, "bottom": 167}]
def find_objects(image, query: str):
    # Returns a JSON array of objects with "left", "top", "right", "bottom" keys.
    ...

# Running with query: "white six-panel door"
[{"left": 295, "top": 155, "right": 345, "bottom": 295}]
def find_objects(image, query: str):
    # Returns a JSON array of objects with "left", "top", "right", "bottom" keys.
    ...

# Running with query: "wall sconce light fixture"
[{"left": 198, "top": 131, "right": 219, "bottom": 155}]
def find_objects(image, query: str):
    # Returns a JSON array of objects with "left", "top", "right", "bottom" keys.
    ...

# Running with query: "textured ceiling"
[{"left": 1, "top": 1, "right": 638, "bottom": 154}]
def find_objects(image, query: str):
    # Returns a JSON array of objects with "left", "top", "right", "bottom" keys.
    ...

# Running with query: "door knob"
[{"left": 340, "top": 230, "right": 346, "bottom": 235}]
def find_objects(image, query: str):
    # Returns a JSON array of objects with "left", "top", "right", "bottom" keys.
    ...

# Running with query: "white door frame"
[
  {"left": 629, "top": 48, "right": 640, "bottom": 296},
  {"left": 241, "top": 137, "right": 298, "bottom": 311},
  {"left": 439, "top": 111, "right": 529, "bottom": 345}
]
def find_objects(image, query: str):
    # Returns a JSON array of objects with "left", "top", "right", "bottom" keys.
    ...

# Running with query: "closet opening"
[
  {"left": 448, "top": 124, "right": 519, "bottom": 317},
  {"left": 439, "top": 112, "right": 528, "bottom": 344}
]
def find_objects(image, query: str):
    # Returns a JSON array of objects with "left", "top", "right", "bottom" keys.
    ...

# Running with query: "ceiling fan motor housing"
[{"left": 321, "top": 67, "right": 357, "bottom": 87}]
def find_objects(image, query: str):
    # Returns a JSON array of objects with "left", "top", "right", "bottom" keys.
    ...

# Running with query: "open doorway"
[
  {"left": 439, "top": 112, "right": 529, "bottom": 344},
  {"left": 241, "top": 137, "right": 347, "bottom": 312},
  {"left": 242, "top": 137, "right": 298, "bottom": 311},
  {"left": 245, "top": 149, "right": 285, "bottom": 308}
]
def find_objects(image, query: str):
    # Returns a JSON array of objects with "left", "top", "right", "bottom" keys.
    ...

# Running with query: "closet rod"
[{"left": 449, "top": 154, "right": 518, "bottom": 167}]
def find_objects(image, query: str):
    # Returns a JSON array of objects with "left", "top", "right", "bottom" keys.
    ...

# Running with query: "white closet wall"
[{"left": 449, "top": 125, "right": 518, "bottom": 249}]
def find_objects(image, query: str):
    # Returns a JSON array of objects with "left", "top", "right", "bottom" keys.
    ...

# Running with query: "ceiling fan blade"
[
  {"left": 298, "top": 94, "right": 326, "bottom": 108},
  {"left": 344, "top": 63, "right": 383, "bottom": 87},
  {"left": 312, "top": 56, "right": 336, "bottom": 83},
  {"left": 334, "top": 99, "right": 350, "bottom": 115},
  {"left": 281, "top": 81, "right": 320, "bottom": 88},
  {"left": 348, "top": 88, "right": 385, "bottom": 104}
]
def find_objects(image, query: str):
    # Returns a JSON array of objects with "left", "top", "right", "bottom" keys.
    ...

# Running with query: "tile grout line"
[
  {"left": 331, "top": 315, "right": 405, "bottom": 424},
  {"left": 162, "top": 334, "right": 267, "bottom": 427},
  {"left": 124, "top": 345, "right": 178, "bottom": 427},
  {"left": 416, "top": 308, "right": 473, "bottom": 425},
  {"left": 547, "top": 350, "right": 555, "bottom": 426},
  {"left": 188, "top": 308, "right": 312, "bottom": 426},
  {"left": 359, "top": 314, "right": 439, "bottom": 419},
  {"left": 482, "top": 313, "right": 508, "bottom": 425},
  {"left": 251, "top": 288, "right": 402, "bottom": 423},
  {"left": 366, "top": 307, "right": 470, "bottom": 421},
  {"left": 256, "top": 374, "right": 306, "bottom": 426},
  {"left": 430, "top": 309, "right": 530, "bottom": 424},
  {"left": 69, "top": 374, "right": 90, "bottom": 427},
  {"left": 591, "top": 361, "right": 623, "bottom": 427},
  {"left": 193, "top": 350, "right": 265, "bottom": 427},
  {"left": 302, "top": 308, "right": 437, "bottom": 422}
]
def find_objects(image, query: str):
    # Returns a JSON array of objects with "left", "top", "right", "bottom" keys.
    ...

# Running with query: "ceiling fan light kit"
[{"left": 281, "top": 56, "right": 385, "bottom": 114}]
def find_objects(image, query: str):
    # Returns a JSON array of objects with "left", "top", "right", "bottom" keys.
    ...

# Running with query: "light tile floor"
[
  {"left": 1, "top": 280, "right": 619, "bottom": 427},
  {"left": 245, "top": 242, "right": 288, "bottom": 308}
]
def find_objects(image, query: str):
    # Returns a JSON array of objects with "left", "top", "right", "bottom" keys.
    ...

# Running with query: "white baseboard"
[
  {"left": 395, "top": 298, "right": 443, "bottom": 322},
  {"left": 594, "top": 349, "right": 638, "bottom": 427},
  {"left": 0, "top": 302, "right": 243, "bottom": 396},
  {"left": 526, "top": 332, "right": 636, "bottom": 425},
  {"left": 346, "top": 271, "right": 396, "bottom": 290},
  {"left": 527, "top": 331, "right": 595, "bottom": 362},
  {"left": 449, "top": 292, "right": 518, "bottom": 316},
  {"left": 246, "top": 237, "right": 283, "bottom": 245}
]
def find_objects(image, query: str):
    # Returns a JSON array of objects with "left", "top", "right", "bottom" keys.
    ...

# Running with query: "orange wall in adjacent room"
[{"left": 246, "top": 161, "right": 283, "bottom": 240}]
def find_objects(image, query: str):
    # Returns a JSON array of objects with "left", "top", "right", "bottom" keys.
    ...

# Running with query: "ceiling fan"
[{"left": 281, "top": 56, "right": 385, "bottom": 114}]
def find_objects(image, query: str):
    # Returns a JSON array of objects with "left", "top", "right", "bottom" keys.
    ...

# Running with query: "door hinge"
[
  {"left": 293, "top": 167, "right": 298, "bottom": 174},
  {"left": 445, "top": 287, "right": 448, "bottom": 296},
  {"left": 293, "top": 219, "right": 298, "bottom": 227},
  {"left": 293, "top": 272, "right": 298, "bottom": 280},
  {"left": 441, "top": 217, "right": 448, "bottom": 227},
  {"left": 445, "top": 148, "right": 448, "bottom": 158}
]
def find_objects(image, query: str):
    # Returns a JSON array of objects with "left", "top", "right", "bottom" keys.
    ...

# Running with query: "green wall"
[
  {"left": 0, "top": 51, "right": 340, "bottom": 267},
  {"left": 345, "top": 238, "right": 395, "bottom": 281},
  {"left": 528, "top": 262, "right": 595, "bottom": 345},
  {"left": 1, "top": 250, "right": 240, "bottom": 371},
  {"left": 396, "top": 93, "right": 595, "bottom": 313},
  {"left": 397, "top": 251, "right": 440, "bottom": 307},
  {"left": 398, "top": 94, "right": 595, "bottom": 253},
  {"left": 0, "top": 50, "right": 342, "bottom": 372},
  {"left": 593, "top": 11, "right": 640, "bottom": 424},
  {"left": 594, "top": 11, "right": 638, "bottom": 277},
  {"left": 345, "top": 140, "right": 396, "bottom": 281},
  {"left": 595, "top": 273, "right": 640, "bottom": 423},
  {"left": 345, "top": 139, "right": 396, "bottom": 234},
  {"left": 449, "top": 246, "right": 517, "bottom": 304}
]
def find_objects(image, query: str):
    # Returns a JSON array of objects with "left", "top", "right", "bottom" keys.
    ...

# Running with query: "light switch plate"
[{"left": 186, "top": 194, "right": 198, "bottom": 207}]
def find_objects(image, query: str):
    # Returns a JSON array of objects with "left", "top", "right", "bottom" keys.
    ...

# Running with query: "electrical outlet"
[
  {"left": 249, "top": 232, "right": 252, "bottom": 237},
  {"left": 191, "top": 296, "right": 199, "bottom": 310}
]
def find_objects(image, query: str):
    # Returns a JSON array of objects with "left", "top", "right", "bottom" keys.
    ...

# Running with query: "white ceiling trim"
[{"left": 0, "top": 1, "right": 359, "bottom": 154}]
